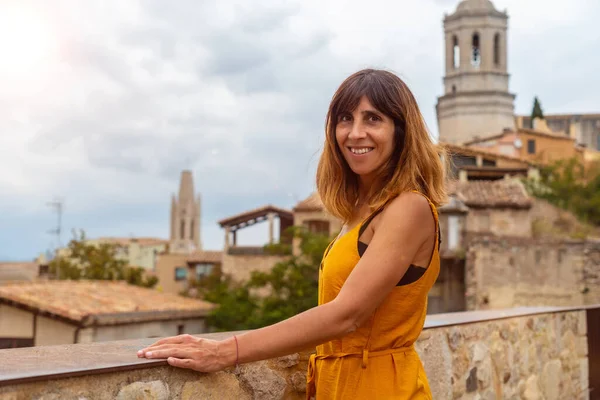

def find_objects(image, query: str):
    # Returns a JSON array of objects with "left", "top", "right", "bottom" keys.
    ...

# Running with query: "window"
[
  {"left": 190, "top": 220, "right": 194, "bottom": 240},
  {"left": 194, "top": 263, "right": 213, "bottom": 279},
  {"left": 482, "top": 159, "right": 496, "bottom": 167},
  {"left": 174, "top": 267, "right": 188, "bottom": 281},
  {"left": 493, "top": 33, "right": 500, "bottom": 66},
  {"left": 527, "top": 139, "right": 536, "bottom": 154},
  {"left": 452, "top": 36, "right": 460, "bottom": 69},
  {"left": 452, "top": 85, "right": 456, "bottom": 94},
  {"left": 471, "top": 33, "right": 481, "bottom": 67},
  {"left": 180, "top": 220, "right": 185, "bottom": 239}
]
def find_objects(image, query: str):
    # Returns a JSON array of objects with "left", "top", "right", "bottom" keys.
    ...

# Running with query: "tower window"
[
  {"left": 452, "top": 36, "right": 460, "bottom": 69},
  {"left": 180, "top": 220, "right": 185, "bottom": 239},
  {"left": 527, "top": 139, "right": 536, "bottom": 154},
  {"left": 493, "top": 33, "right": 500, "bottom": 66},
  {"left": 190, "top": 220, "right": 194, "bottom": 240},
  {"left": 452, "top": 85, "right": 456, "bottom": 94},
  {"left": 471, "top": 33, "right": 481, "bottom": 67}
]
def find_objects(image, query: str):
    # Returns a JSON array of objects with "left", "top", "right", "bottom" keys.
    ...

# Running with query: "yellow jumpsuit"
[{"left": 306, "top": 192, "right": 439, "bottom": 399}]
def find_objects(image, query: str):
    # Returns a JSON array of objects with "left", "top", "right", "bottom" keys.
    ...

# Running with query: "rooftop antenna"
[{"left": 46, "top": 198, "right": 64, "bottom": 253}]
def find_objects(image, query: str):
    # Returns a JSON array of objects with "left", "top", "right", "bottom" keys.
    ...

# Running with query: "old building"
[
  {"left": 436, "top": 0, "right": 516, "bottom": 144},
  {"left": 154, "top": 250, "right": 222, "bottom": 295},
  {"left": 0, "top": 262, "right": 42, "bottom": 286},
  {"left": 0, "top": 281, "right": 214, "bottom": 349},
  {"left": 517, "top": 113, "right": 600, "bottom": 151},
  {"left": 463, "top": 122, "right": 586, "bottom": 166},
  {"left": 444, "top": 142, "right": 538, "bottom": 181},
  {"left": 217, "top": 205, "right": 294, "bottom": 283}
]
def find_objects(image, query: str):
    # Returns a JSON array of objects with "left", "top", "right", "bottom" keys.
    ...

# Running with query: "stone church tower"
[
  {"left": 170, "top": 170, "right": 201, "bottom": 253},
  {"left": 436, "top": 0, "right": 516, "bottom": 144}
]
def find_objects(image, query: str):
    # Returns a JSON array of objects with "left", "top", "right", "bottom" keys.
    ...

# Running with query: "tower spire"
[{"left": 169, "top": 170, "right": 201, "bottom": 253}]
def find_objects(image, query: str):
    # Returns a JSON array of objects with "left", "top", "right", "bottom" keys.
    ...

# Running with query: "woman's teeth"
[{"left": 350, "top": 147, "right": 373, "bottom": 155}]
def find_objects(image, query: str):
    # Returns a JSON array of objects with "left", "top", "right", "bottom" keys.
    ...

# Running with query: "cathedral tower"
[
  {"left": 170, "top": 170, "right": 201, "bottom": 253},
  {"left": 436, "top": 0, "right": 516, "bottom": 144}
]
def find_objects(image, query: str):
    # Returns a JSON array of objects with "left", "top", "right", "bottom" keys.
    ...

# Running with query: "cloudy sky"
[{"left": 1, "top": 0, "right": 598, "bottom": 260}]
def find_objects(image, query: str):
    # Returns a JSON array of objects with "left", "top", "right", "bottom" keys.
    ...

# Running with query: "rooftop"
[
  {"left": 293, "top": 192, "right": 324, "bottom": 212},
  {"left": 186, "top": 250, "right": 223, "bottom": 264},
  {"left": 442, "top": 142, "right": 534, "bottom": 166},
  {"left": 218, "top": 204, "right": 293, "bottom": 229},
  {"left": 0, "top": 281, "right": 214, "bottom": 325},
  {"left": 94, "top": 237, "right": 169, "bottom": 247},
  {"left": 448, "top": 179, "right": 533, "bottom": 209},
  {"left": 464, "top": 128, "right": 575, "bottom": 146}
]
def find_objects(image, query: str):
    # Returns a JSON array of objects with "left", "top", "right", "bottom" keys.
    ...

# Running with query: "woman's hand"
[{"left": 137, "top": 334, "right": 237, "bottom": 373}]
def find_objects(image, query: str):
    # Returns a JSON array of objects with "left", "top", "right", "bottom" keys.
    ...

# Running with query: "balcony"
[{"left": 1, "top": 305, "right": 598, "bottom": 399}]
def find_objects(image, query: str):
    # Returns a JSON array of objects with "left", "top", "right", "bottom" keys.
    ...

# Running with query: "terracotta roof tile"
[
  {"left": 447, "top": 179, "right": 532, "bottom": 209},
  {"left": 0, "top": 281, "right": 214, "bottom": 324}
]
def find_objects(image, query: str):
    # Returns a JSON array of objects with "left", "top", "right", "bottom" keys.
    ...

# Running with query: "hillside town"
[{"left": 0, "top": 0, "right": 599, "bottom": 399}]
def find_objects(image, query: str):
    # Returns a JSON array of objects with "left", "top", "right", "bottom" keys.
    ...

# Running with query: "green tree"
[
  {"left": 49, "top": 230, "right": 159, "bottom": 288},
  {"left": 187, "top": 226, "right": 332, "bottom": 332},
  {"left": 531, "top": 96, "right": 544, "bottom": 126},
  {"left": 524, "top": 157, "right": 600, "bottom": 226}
]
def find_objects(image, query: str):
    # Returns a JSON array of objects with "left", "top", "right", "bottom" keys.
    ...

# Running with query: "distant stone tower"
[
  {"left": 170, "top": 170, "right": 201, "bottom": 253},
  {"left": 436, "top": 0, "right": 516, "bottom": 144}
]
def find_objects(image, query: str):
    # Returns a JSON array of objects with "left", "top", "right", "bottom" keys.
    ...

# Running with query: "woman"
[{"left": 138, "top": 69, "right": 447, "bottom": 399}]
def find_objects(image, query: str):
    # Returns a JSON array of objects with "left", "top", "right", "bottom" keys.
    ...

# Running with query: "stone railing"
[{"left": 0, "top": 306, "right": 597, "bottom": 399}]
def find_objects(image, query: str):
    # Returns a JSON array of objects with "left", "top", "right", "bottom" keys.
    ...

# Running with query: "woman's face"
[{"left": 335, "top": 96, "right": 396, "bottom": 186}]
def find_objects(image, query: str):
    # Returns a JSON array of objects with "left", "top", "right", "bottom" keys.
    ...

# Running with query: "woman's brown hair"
[{"left": 316, "top": 69, "right": 448, "bottom": 222}]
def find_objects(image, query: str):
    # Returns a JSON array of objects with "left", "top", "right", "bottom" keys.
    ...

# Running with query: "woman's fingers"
[{"left": 138, "top": 334, "right": 197, "bottom": 357}]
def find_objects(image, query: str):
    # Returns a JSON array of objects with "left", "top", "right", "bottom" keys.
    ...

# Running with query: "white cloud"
[{"left": 0, "top": 0, "right": 598, "bottom": 258}]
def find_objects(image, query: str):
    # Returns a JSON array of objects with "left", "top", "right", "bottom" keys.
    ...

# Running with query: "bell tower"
[
  {"left": 170, "top": 170, "right": 201, "bottom": 253},
  {"left": 436, "top": 0, "right": 516, "bottom": 144}
]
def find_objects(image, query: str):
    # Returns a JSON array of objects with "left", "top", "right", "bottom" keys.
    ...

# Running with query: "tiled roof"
[
  {"left": 293, "top": 193, "right": 324, "bottom": 212},
  {"left": 187, "top": 250, "right": 222, "bottom": 264},
  {"left": 0, "top": 280, "right": 214, "bottom": 325},
  {"left": 218, "top": 204, "right": 293, "bottom": 227},
  {"left": 442, "top": 142, "right": 533, "bottom": 165},
  {"left": 96, "top": 237, "right": 168, "bottom": 247},
  {"left": 464, "top": 128, "right": 574, "bottom": 146},
  {"left": 447, "top": 179, "right": 532, "bottom": 209}
]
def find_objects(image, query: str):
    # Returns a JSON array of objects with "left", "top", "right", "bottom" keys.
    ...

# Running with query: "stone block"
[
  {"left": 523, "top": 375, "right": 541, "bottom": 400},
  {"left": 116, "top": 381, "right": 169, "bottom": 400},
  {"left": 577, "top": 336, "right": 588, "bottom": 357},
  {"left": 238, "top": 362, "right": 286, "bottom": 400},
  {"left": 274, "top": 354, "right": 299, "bottom": 369},
  {"left": 447, "top": 327, "right": 462, "bottom": 351},
  {"left": 418, "top": 330, "right": 452, "bottom": 400},
  {"left": 540, "top": 360, "right": 561, "bottom": 400},
  {"left": 289, "top": 371, "right": 306, "bottom": 393},
  {"left": 181, "top": 372, "right": 250, "bottom": 400},
  {"left": 577, "top": 311, "right": 587, "bottom": 336}
]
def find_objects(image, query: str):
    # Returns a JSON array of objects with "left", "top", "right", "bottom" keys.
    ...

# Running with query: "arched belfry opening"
[
  {"left": 453, "top": 36, "right": 460, "bottom": 69},
  {"left": 471, "top": 33, "right": 481, "bottom": 67},
  {"left": 494, "top": 33, "right": 501, "bottom": 66}
]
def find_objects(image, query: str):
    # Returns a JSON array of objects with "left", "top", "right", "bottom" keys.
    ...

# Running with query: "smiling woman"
[
  {"left": 138, "top": 69, "right": 447, "bottom": 400},
  {"left": 0, "top": 4, "right": 57, "bottom": 77}
]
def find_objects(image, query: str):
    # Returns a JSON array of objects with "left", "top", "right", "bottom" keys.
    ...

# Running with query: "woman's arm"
[{"left": 137, "top": 192, "right": 434, "bottom": 372}]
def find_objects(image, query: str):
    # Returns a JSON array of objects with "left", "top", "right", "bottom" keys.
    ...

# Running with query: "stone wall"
[
  {"left": 0, "top": 307, "right": 593, "bottom": 399},
  {"left": 465, "top": 236, "right": 599, "bottom": 311}
]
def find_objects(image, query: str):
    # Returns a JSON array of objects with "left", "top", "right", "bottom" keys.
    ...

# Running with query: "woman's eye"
[
  {"left": 368, "top": 115, "right": 380, "bottom": 123},
  {"left": 339, "top": 114, "right": 351, "bottom": 122}
]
